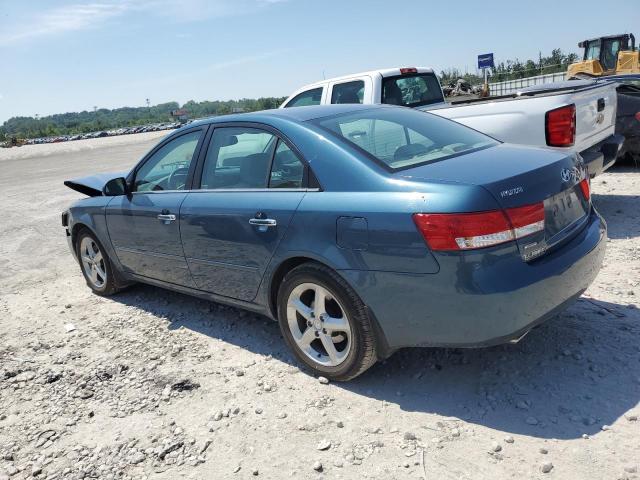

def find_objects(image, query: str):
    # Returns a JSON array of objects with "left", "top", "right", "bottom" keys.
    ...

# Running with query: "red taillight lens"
[
  {"left": 635, "top": 112, "right": 640, "bottom": 122},
  {"left": 413, "top": 202, "right": 544, "bottom": 251},
  {"left": 546, "top": 104, "right": 576, "bottom": 147},
  {"left": 400, "top": 67, "right": 418, "bottom": 74},
  {"left": 579, "top": 178, "right": 590, "bottom": 201},
  {"left": 506, "top": 203, "right": 545, "bottom": 239}
]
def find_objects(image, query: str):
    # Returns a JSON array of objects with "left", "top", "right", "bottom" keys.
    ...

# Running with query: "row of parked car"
[{"left": 20, "top": 122, "right": 184, "bottom": 146}]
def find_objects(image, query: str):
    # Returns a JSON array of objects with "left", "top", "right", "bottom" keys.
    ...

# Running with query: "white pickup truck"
[{"left": 281, "top": 67, "right": 624, "bottom": 176}]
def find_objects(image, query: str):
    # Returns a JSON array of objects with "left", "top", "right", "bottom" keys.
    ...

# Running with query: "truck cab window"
[
  {"left": 284, "top": 88, "right": 323, "bottom": 108},
  {"left": 331, "top": 80, "right": 365, "bottom": 104}
]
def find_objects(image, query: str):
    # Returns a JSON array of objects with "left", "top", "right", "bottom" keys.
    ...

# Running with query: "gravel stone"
[
  {"left": 313, "top": 461, "right": 323, "bottom": 472},
  {"left": 541, "top": 462, "right": 554, "bottom": 473},
  {"left": 130, "top": 451, "right": 145, "bottom": 464},
  {"left": 318, "top": 376, "right": 329, "bottom": 384},
  {"left": 317, "top": 439, "right": 331, "bottom": 451}
]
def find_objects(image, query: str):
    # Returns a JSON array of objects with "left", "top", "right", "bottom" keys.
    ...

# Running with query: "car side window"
[
  {"left": 134, "top": 130, "right": 202, "bottom": 192},
  {"left": 269, "top": 140, "right": 304, "bottom": 188},
  {"left": 331, "top": 80, "right": 365, "bottom": 104},
  {"left": 201, "top": 127, "right": 277, "bottom": 189},
  {"left": 284, "top": 87, "right": 323, "bottom": 108}
]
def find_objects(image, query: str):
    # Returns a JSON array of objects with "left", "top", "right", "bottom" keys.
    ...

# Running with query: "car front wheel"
[
  {"left": 76, "top": 229, "right": 119, "bottom": 296},
  {"left": 277, "top": 263, "right": 377, "bottom": 381}
]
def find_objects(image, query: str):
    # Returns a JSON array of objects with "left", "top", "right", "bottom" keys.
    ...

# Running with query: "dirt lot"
[{"left": 0, "top": 135, "right": 639, "bottom": 480}]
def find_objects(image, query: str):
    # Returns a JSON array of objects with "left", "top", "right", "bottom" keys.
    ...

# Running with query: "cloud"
[
  {"left": 0, "top": 0, "right": 290, "bottom": 46},
  {"left": 0, "top": 2, "right": 130, "bottom": 46}
]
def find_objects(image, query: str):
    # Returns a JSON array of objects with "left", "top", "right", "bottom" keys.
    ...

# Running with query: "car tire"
[
  {"left": 277, "top": 262, "right": 377, "bottom": 381},
  {"left": 76, "top": 228, "right": 120, "bottom": 296}
]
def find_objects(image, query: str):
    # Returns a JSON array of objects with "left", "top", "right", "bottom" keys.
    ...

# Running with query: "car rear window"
[
  {"left": 313, "top": 107, "right": 497, "bottom": 170},
  {"left": 382, "top": 73, "right": 444, "bottom": 108}
]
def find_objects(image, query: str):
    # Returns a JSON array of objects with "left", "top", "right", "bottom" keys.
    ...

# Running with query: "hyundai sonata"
[{"left": 62, "top": 105, "right": 606, "bottom": 380}]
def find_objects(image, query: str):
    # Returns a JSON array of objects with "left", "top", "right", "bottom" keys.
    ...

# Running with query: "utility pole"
[
  {"left": 539, "top": 51, "right": 543, "bottom": 75},
  {"left": 146, "top": 98, "right": 150, "bottom": 109}
]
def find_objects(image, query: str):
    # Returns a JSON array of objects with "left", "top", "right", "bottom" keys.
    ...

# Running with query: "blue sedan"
[{"left": 62, "top": 104, "right": 606, "bottom": 380}]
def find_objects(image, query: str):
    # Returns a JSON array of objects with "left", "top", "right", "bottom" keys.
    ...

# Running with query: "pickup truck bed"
[{"left": 429, "top": 80, "right": 623, "bottom": 177}]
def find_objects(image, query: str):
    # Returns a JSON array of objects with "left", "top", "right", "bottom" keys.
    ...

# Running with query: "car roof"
[
  {"left": 297, "top": 67, "right": 436, "bottom": 89},
  {"left": 188, "top": 104, "right": 394, "bottom": 127}
]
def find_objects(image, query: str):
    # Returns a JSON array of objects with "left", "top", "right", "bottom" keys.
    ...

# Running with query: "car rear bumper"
[
  {"left": 580, "top": 134, "right": 625, "bottom": 177},
  {"left": 340, "top": 208, "right": 606, "bottom": 350}
]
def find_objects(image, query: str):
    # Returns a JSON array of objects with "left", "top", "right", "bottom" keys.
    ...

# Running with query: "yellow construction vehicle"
[{"left": 567, "top": 33, "right": 639, "bottom": 79}]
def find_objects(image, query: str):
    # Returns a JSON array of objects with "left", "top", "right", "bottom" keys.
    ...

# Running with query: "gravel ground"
[{"left": 0, "top": 137, "right": 639, "bottom": 480}]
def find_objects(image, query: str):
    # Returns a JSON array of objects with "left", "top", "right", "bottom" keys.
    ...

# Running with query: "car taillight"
[
  {"left": 546, "top": 104, "right": 576, "bottom": 147},
  {"left": 635, "top": 112, "right": 640, "bottom": 122},
  {"left": 400, "top": 67, "right": 418, "bottom": 74},
  {"left": 413, "top": 202, "right": 544, "bottom": 251},
  {"left": 579, "top": 178, "right": 590, "bottom": 201}
]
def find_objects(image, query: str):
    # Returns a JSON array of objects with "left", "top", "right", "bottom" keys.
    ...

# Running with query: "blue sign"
[{"left": 478, "top": 53, "right": 494, "bottom": 69}]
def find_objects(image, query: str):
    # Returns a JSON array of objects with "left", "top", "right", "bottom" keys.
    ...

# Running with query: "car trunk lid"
[{"left": 399, "top": 144, "right": 590, "bottom": 260}]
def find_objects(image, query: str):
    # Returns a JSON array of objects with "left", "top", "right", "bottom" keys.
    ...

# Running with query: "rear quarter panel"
[{"left": 269, "top": 184, "right": 501, "bottom": 276}]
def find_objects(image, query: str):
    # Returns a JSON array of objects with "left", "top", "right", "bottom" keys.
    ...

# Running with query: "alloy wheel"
[
  {"left": 286, "top": 283, "right": 352, "bottom": 367},
  {"left": 80, "top": 236, "right": 107, "bottom": 289}
]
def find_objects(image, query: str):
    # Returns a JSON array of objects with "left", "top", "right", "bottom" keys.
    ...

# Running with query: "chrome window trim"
[
  {"left": 129, "top": 188, "right": 321, "bottom": 195},
  {"left": 188, "top": 188, "right": 320, "bottom": 193}
]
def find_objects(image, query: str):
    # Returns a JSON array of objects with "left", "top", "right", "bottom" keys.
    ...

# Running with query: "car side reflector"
[
  {"left": 413, "top": 202, "right": 544, "bottom": 251},
  {"left": 579, "top": 178, "right": 590, "bottom": 201}
]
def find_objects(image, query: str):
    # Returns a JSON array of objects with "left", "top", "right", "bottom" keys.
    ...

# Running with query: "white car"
[{"left": 282, "top": 67, "right": 623, "bottom": 176}]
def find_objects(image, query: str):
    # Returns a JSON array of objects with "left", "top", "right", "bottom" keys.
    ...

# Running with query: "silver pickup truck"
[{"left": 282, "top": 67, "right": 624, "bottom": 176}]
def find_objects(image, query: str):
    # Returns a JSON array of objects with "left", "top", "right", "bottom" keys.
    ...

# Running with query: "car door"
[
  {"left": 105, "top": 127, "right": 206, "bottom": 286},
  {"left": 180, "top": 124, "right": 308, "bottom": 301}
]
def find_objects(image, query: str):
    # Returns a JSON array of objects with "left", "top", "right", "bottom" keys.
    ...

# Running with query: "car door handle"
[
  {"left": 248, "top": 218, "right": 277, "bottom": 227},
  {"left": 157, "top": 214, "right": 176, "bottom": 223}
]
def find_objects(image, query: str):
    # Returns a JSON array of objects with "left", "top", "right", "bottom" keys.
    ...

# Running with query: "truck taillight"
[
  {"left": 413, "top": 203, "right": 544, "bottom": 251},
  {"left": 546, "top": 104, "right": 576, "bottom": 147},
  {"left": 400, "top": 67, "right": 418, "bottom": 74}
]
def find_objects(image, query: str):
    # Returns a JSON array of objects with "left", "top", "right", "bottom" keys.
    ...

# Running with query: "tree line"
[
  {"left": 0, "top": 97, "right": 286, "bottom": 141},
  {"left": 439, "top": 48, "right": 579, "bottom": 85}
]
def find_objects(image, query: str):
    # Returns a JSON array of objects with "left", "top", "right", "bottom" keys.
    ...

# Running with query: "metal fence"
[{"left": 488, "top": 72, "right": 567, "bottom": 96}]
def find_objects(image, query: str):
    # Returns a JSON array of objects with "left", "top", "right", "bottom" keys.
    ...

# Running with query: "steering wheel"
[{"left": 168, "top": 167, "right": 189, "bottom": 190}]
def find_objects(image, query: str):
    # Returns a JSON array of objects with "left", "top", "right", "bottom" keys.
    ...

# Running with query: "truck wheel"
[{"left": 277, "top": 263, "right": 377, "bottom": 381}]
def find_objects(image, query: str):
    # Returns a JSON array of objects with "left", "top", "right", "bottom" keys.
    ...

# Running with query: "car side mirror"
[{"left": 103, "top": 177, "right": 129, "bottom": 196}]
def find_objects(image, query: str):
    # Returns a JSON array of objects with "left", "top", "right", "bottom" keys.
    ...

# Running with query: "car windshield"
[
  {"left": 312, "top": 107, "right": 498, "bottom": 170},
  {"left": 382, "top": 73, "right": 444, "bottom": 108}
]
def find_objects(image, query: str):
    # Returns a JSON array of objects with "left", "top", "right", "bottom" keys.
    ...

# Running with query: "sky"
[{"left": 0, "top": 0, "right": 638, "bottom": 122}]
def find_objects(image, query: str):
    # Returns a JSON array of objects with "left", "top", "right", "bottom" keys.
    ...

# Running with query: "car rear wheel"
[
  {"left": 277, "top": 263, "right": 377, "bottom": 381},
  {"left": 76, "top": 229, "right": 119, "bottom": 296}
]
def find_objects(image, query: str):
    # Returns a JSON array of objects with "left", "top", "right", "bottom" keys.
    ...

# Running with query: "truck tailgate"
[{"left": 571, "top": 82, "right": 617, "bottom": 152}]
